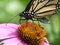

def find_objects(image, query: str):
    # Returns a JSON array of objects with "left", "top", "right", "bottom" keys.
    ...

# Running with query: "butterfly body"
[
  {"left": 20, "top": 0, "right": 59, "bottom": 24},
  {"left": 20, "top": 11, "right": 34, "bottom": 20}
]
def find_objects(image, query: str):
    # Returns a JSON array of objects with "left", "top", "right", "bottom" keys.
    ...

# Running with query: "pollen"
[{"left": 17, "top": 22, "right": 46, "bottom": 45}]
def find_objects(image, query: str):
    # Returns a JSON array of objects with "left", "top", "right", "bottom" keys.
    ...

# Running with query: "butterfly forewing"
[
  {"left": 29, "top": 0, "right": 39, "bottom": 13},
  {"left": 34, "top": 0, "right": 49, "bottom": 12},
  {"left": 36, "top": 11, "right": 56, "bottom": 17},
  {"left": 28, "top": 0, "right": 58, "bottom": 18},
  {"left": 47, "top": 1, "right": 58, "bottom": 5},
  {"left": 33, "top": 0, "right": 39, "bottom": 10},
  {"left": 29, "top": 3, "right": 34, "bottom": 13},
  {"left": 35, "top": 5, "right": 56, "bottom": 13}
]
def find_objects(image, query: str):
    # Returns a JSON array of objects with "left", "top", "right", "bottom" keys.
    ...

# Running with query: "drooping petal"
[
  {"left": 40, "top": 42, "right": 50, "bottom": 45},
  {"left": 40, "top": 38, "right": 50, "bottom": 45},
  {"left": 0, "top": 23, "right": 19, "bottom": 39},
  {"left": 1, "top": 38, "right": 27, "bottom": 45}
]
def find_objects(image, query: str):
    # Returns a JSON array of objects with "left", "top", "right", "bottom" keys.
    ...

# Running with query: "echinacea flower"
[{"left": 0, "top": 20, "right": 50, "bottom": 45}]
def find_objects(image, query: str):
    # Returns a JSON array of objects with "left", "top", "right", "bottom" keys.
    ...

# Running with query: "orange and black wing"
[{"left": 28, "top": 0, "right": 58, "bottom": 23}]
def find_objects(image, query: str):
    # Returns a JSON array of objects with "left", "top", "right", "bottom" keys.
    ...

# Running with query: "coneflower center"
[{"left": 17, "top": 22, "right": 46, "bottom": 45}]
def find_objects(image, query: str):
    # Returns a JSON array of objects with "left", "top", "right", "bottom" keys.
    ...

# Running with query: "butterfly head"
[{"left": 20, "top": 11, "right": 34, "bottom": 20}]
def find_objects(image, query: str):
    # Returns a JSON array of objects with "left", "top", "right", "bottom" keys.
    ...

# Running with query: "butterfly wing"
[
  {"left": 37, "top": 17, "right": 50, "bottom": 24},
  {"left": 58, "top": 0, "right": 60, "bottom": 9},
  {"left": 24, "top": 0, "right": 34, "bottom": 11},
  {"left": 28, "top": 0, "right": 58, "bottom": 23}
]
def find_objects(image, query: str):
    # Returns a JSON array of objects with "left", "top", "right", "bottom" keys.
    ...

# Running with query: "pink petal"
[
  {"left": 0, "top": 23, "right": 18, "bottom": 29},
  {"left": 0, "top": 23, "right": 19, "bottom": 39},
  {"left": 40, "top": 42, "right": 50, "bottom": 45},
  {"left": 40, "top": 38, "right": 50, "bottom": 45},
  {"left": 1, "top": 38, "right": 27, "bottom": 45}
]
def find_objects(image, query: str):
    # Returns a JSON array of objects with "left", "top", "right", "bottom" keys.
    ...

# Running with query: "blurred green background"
[{"left": 0, "top": 0, "right": 60, "bottom": 45}]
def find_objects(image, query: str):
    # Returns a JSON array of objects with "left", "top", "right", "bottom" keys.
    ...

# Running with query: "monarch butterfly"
[{"left": 19, "top": 0, "right": 59, "bottom": 24}]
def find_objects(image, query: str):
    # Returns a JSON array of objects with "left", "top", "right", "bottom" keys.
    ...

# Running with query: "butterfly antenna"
[{"left": 6, "top": 14, "right": 19, "bottom": 25}]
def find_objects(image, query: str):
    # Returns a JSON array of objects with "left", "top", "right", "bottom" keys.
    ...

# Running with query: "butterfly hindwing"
[{"left": 37, "top": 17, "right": 50, "bottom": 24}]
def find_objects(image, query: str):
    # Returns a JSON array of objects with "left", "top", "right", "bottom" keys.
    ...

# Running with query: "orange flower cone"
[{"left": 17, "top": 20, "right": 46, "bottom": 45}]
